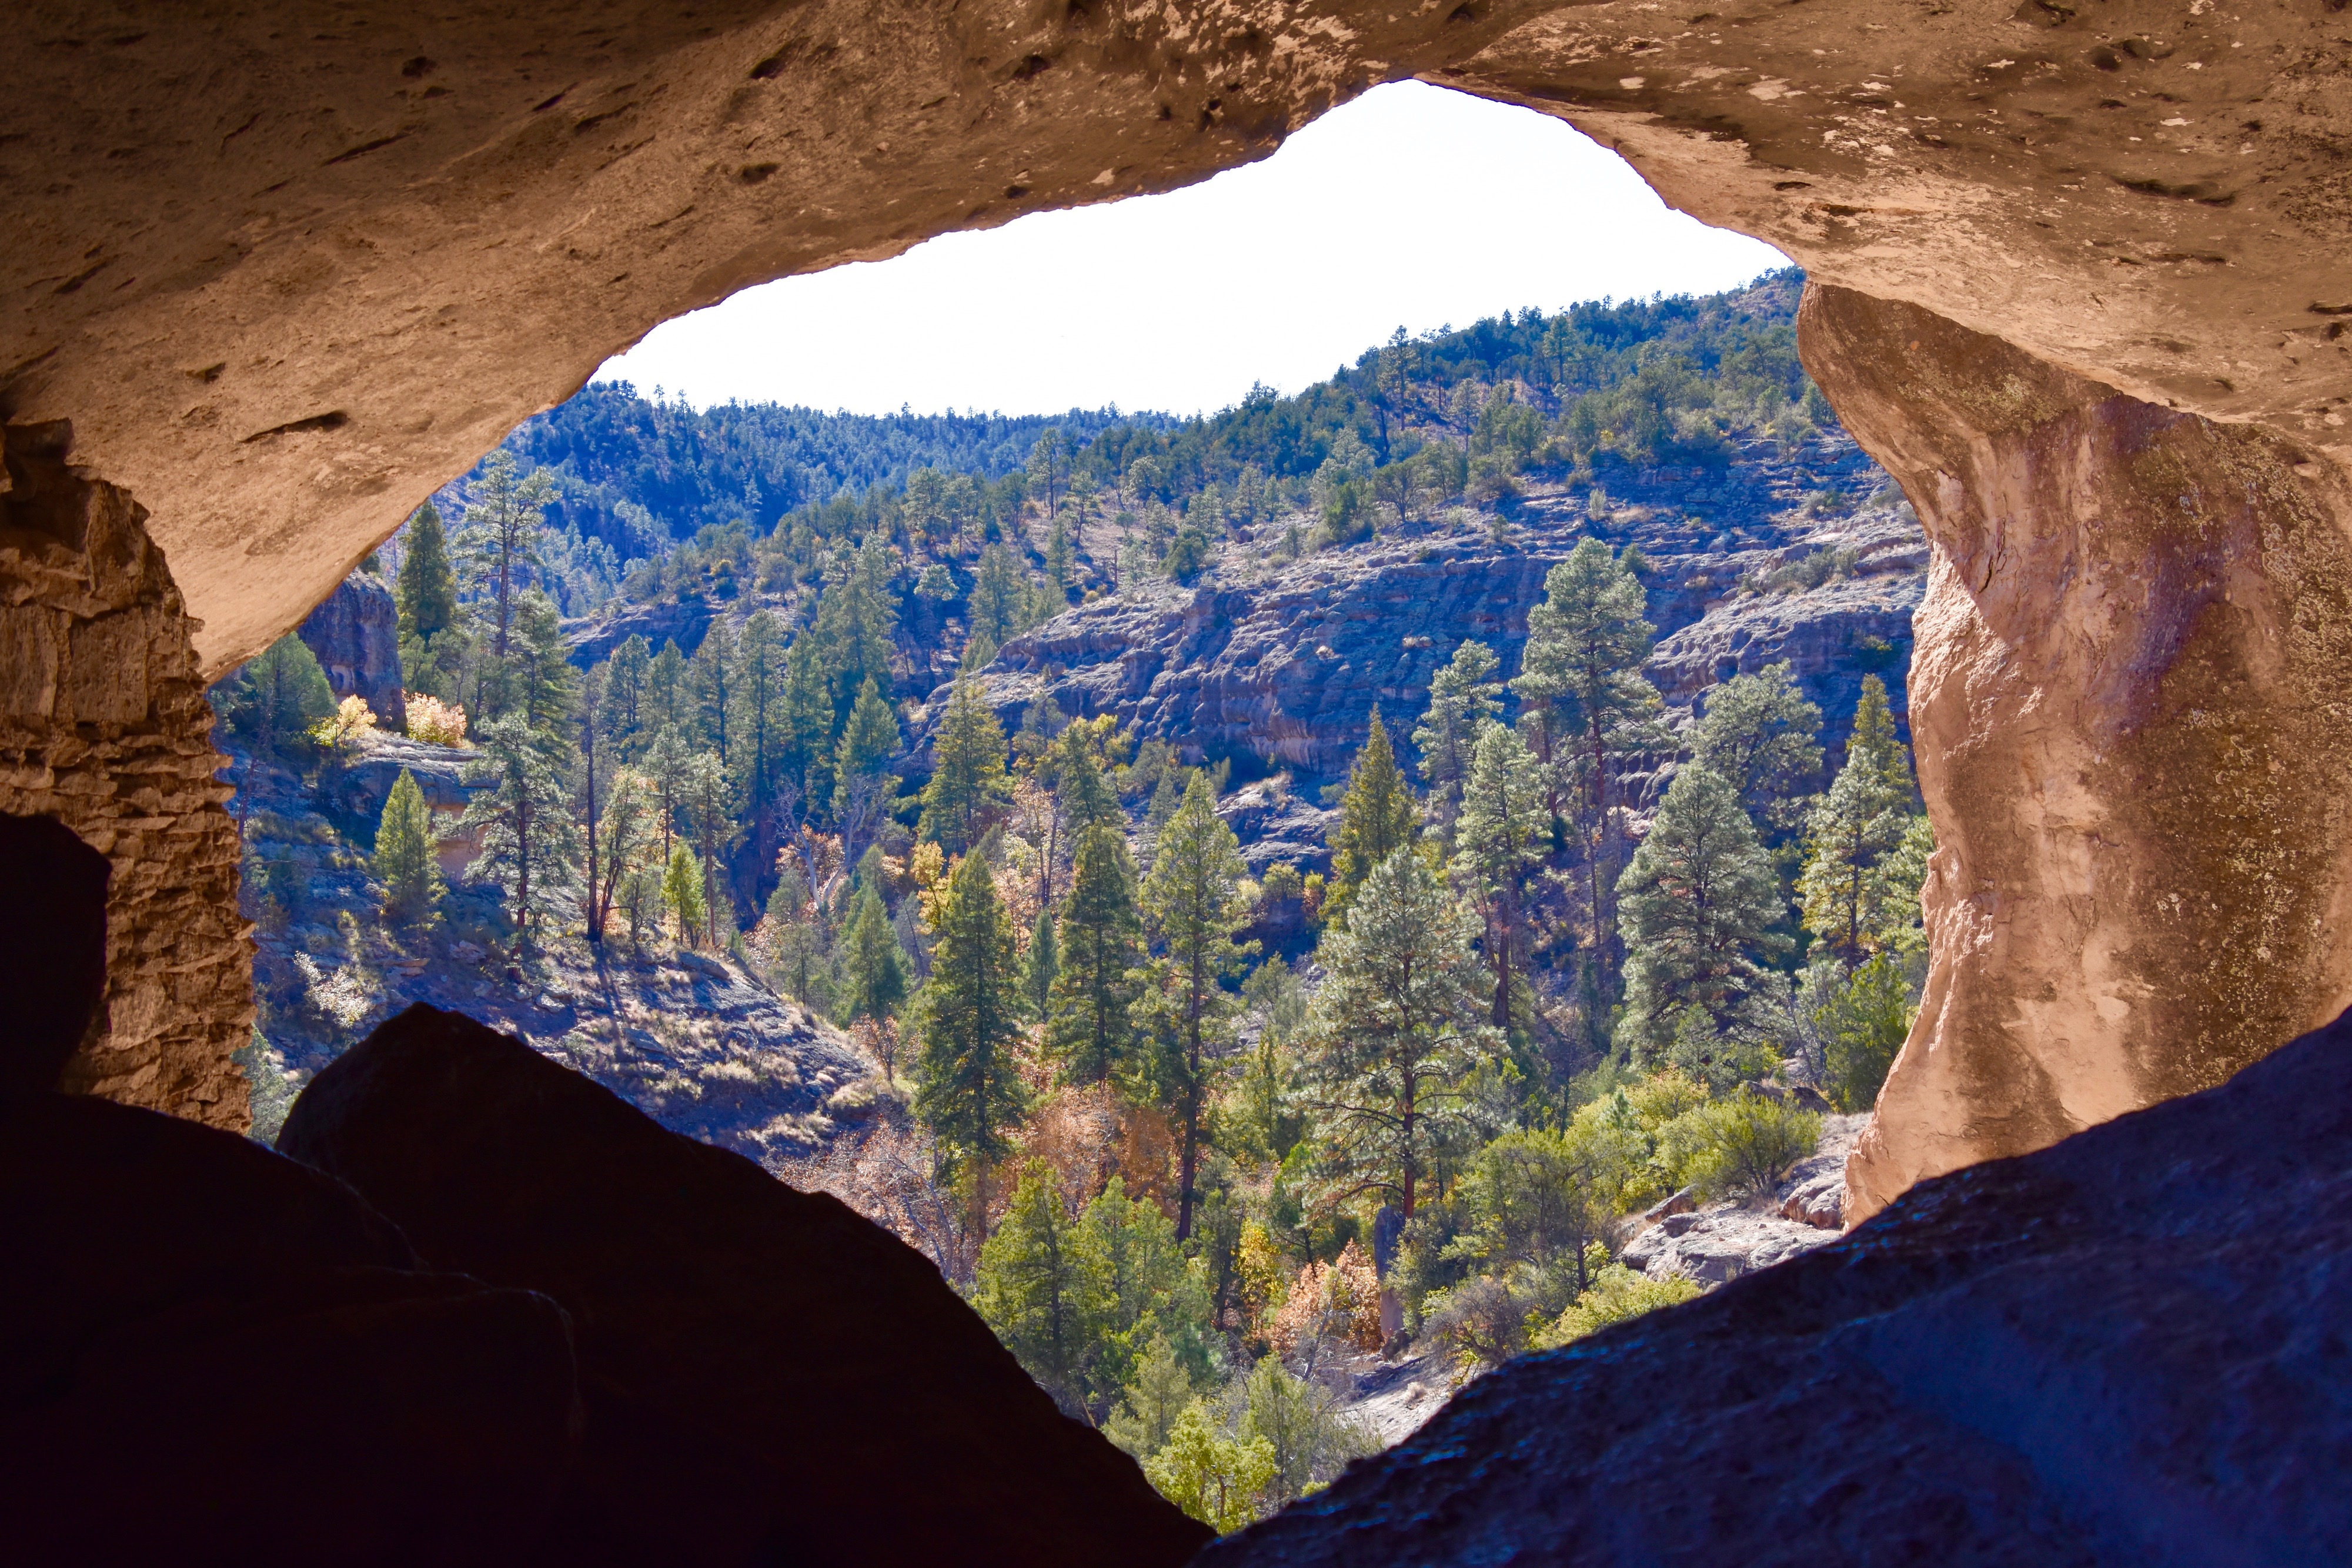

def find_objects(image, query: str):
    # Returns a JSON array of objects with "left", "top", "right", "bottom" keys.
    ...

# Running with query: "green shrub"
[
  {"left": 1671, "top": 1092, "right": 1822, "bottom": 1201},
  {"left": 1532, "top": 1264, "right": 1703, "bottom": 1350},
  {"left": 1818, "top": 953, "right": 1915, "bottom": 1112}
]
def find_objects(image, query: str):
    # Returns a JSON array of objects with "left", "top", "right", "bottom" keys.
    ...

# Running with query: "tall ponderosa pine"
[
  {"left": 1045, "top": 823, "right": 1144, "bottom": 1085},
  {"left": 972, "top": 1164, "right": 1102, "bottom": 1416},
  {"left": 1053, "top": 724, "right": 1122, "bottom": 836},
  {"left": 920, "top": 677, "right": 1010, "bottom": 852},
  {"left": 1413, "top": 640, "right": 1502, "bottom": 833},
  {"left": 373, "top": 768, "right": 443, "bottom": 927},
  {"left": 602, "top": 633, "right": 652, "bottom": 754},
  {"left": 1797, "top": 676, "right": 1922, "bottom": 968},
  {"left": 1616, "top": 762, "right": 1789, "bottom": 1061},
  {"left": 459, "top": 711, "right": 582, "bottom": 948},
  {"left": 1454, "top": 721, "right": 1548, "bottom": 1032},
  {"left": 1140, "top": 773, "right": 1256, "bottom": 1240},
  {"left": 1691, "top": 661, "right": 1824, "bottom": 835},
  {"left": 833, "top": 675, "right": 902, "bottom": 867},
  {"left": 396, "top": 501, "right": 458, "bottom": 645},
  {"left": 1024, "top": 902, "right": 1059, "bottom": 1020},
  {"left": 680, "top": 748, "right": 737, "bottom": 948},
  {"left": 1324, "top": 710, "right": 1419, "bottom": 927},
  {"left": 840, "top": 883, "right": 908, "bottom": 1027},
  {"left": 915, "top": 848, "right": 1031, "bottom": 1239},
  {"left": 457, "top": 450, "right": 554, "bottom": 680},
  {"left": 222, "top": 635, "right": 337, "bottom": 757},
  {"left": 1299, "top": 846, "right": 1499, "bottom": 1221},
  {"left": 689, "top": 617, "right": 738, "bottom": 763}
]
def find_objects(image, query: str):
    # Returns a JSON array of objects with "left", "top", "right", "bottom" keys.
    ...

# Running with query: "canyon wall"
[
  {"left": 0, "top": 424, "right": 249, "bottom": 1129},
  {"left": 1802, "top": 286, "right": 2352, "bottom": 1222}
]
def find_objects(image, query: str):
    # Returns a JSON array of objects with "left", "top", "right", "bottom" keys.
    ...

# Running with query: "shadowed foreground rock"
[
  {"left": 0, "top": 1092, "right": 580, "bottom": 1566},
  {"left": 1204, "top": 1008, "right": 2352, "bottom": 1567},
  {"left": 277, "top": 1002, "right": 1210, "bottom": 1568}
]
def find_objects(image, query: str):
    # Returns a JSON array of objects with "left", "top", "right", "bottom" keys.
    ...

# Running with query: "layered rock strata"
[
  {"left": 296, "top": 567, "right": 407, "bottom": 728},
  {"left": 0, "top": 423, "right": 250, "bottom": 1131},
  {"left": 1802, "top": 285, "right": 2352, "bottom": 1224},
  {"left": 1205, "top": 1004, "right": 2352, "bottom": 1567}
]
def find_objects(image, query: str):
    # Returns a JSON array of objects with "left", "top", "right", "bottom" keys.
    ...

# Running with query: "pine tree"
[
  {"left": 603, "top": 633, "right": 652, "bottom": 755},
  {"left": 1045, "top": 823, "right": 1145, "bottom": 1086},
  {"left": 1024, "top": 901, "right": 1059, "bottom": 1020},
  {"left": 459, "top": 711, "right": 582, "bottom": 948},
  {"left": 1105, "top": 1332, "right": 1194, "bottom": 1459},
  {"left": 1512, "top": 538, "right": 1667, "bottom": 1035},
  {"left": 1324, "top": 710, "right": 1419, "bottom": 926},
  {"left": 1454, "top": 721, "right": 1548, "bottom": 1032},
  {"left": 647, "top": 639, "right": 688, "bottom": 734},
  {"left": 644, "top": 726, "right": 690, "bottom": 862},
  {"left": 729, "top": 610, "right": 793, "bottom": 894},
  {"left": 1053, "top": 724, "right": 1122, "bottom": 835},
  {"left": 664, "top": 841, "right": 707, "bottom": 945},
  {"left": 968, "top": 543, "right": 1028, "bottom": 652},
  {"left": 456, "top": 450, "right": 554, "bottom": 681},
  {"left": 914, "top": 848, "right": 1031, "bottom": 1238},
  {"left": 373, "top": 768, "right": 443, "bottom": 927},
  {"left": 1690, "top": 661, "right": 1823, "bottom": 835},
  {"left": 1796, "top": 677, "right": 1920, "bottom": 969},
  {"left": 222, "top": 634, "right": 338, "bottom": 757},
  {"left": 1299, "top": 847, "right": 1499, "bottom": 1219},
  {"left": 920, "top": 677, "right": 1010, "bottom": 852},
  {"left": 689, "top": 616, "right": 738, "bottom": 762},
  {"left": 840, "top": 882, "right": 908, "bottom": 1027},
  {"left": 833, "top": 675, "right": 903, "bottom": 867},
  {"left": 1043, "top": 513, "right": 1077, "bottom": 605},
  {"left": 680, "top": 748, "right": 737, "bottom": 948},
  {"left": 1139, "top": 773, "right": 1256, "bottom": 1240},
  {"left": 1616, "top": 763, "right": 1789, "bottom": 1062},
  {"left": 972, "top": 1163, "right": 1102, "bottom": 1417},
  {"left": 395, "top": 500, "right": 457, "bottom": 644},
  {"left": 1412, "top": 640, "right": 1502, "bottom": 833}
]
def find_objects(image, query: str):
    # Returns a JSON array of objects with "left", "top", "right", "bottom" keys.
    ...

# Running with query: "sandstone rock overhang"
[{"left": 6, "top": 1, "right": 2348, "bottom": 674}]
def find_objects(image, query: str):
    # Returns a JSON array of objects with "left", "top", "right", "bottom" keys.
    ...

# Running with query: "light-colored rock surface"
[
  {"left": 1803, "top": 285, "right": 2352, "bottom": 1225},
  {"left": 1621, "top": 1114, "right": 1866, "bottom": 1281}
]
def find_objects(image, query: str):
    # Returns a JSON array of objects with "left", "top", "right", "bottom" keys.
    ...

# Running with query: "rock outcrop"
[
  {"left": 297, "top": 567, "right": 406, "bottom": 729},
  {"left": 277, "top": 1004, "right": 1214, "bottom": 1568},
  {"left": 1204, "top": 1004, "right": 2352, "bottom": 1567},
  {"left": 1802, "top": 285, "right": 2352, "bottom": 1226},
  {"left": 923, "top": 437, "right": 1919, "bottom": 793},
  {"left": 1, "top": 1090, "right": 581, "bottom": 1563}
]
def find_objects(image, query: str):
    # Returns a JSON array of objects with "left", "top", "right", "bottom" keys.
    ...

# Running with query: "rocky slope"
[
  {"left": 228, "top": 731, "right": 874, "bottom": 1169},
  {"left": 918, "top": 429, "right": 1923, "bottom": 849},
  {"left": 1205, "top": 1007, "right": 2352, "bottom": 1567}
]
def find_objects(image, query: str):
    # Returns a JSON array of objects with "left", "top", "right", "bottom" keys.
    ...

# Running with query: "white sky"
[{"left": 594, "top": 81, "right": 1790, "bottom": 419}]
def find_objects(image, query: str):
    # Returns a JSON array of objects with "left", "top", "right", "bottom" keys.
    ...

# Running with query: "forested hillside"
[{"left": 230, "top": 267, "right": 1936, "bottom": 1533}]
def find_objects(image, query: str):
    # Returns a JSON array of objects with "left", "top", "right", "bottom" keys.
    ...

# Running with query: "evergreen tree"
[
  {"left": 920, "top": 677, "right": 1010, "bottom": 852},
  {"left": 456, "top": 450, "right": 554, "bottom": 682},
  {"left": 687, "top": 616, "right": 738, "bottom": 762},
  {"left": 459, "top": 711, "right": 582, "bottom": 948},
  {"left": 1145, "top": 1406, "right": 1277, "bottom": 1536},
  {"left": 664, "top": 840, "right": 707, "bottom": 944},
  {"left": 972, "top": 1163, "right": 1102, "bottom": 1416},
  {"left": 968, "top": 543, "right": 1028, "bottom": 653},
  {"left": 644, "top": 726, "right": 690, "bottom": 862},
  {"left": 1053, "top": 724, "right": 1123, "bottom": 835},
  {"left": 1454, "top": 721, "right": 1548, "bottom": 1033},
  {"left": 729, "top": 610, "right": 793, "bottom": 893},
  {"left": 510, "top": 590, "right": 580, "bottom": 734},
  {"left": 1512, "top": 538, "right": 1666, "bottom": 1030},
  {"left": 1139, "top": 773, "right": 1256, "bottom": 1240},
  {"left": 1045, "top": 824, "right": 1145, "bottom": 1086},
  {"left": 1616, "top": 763, "right": 1789, "bottom": 1062},
  {"left": 1690, "top": 661, "right": 1823, "bottom": 835},
  {"left": 1024, "top": 901, "right": 1059, "bottom": 1020},
  {"left": 833, "top": 675, "right": 903, "bottom": 867},
  {"left": 395, "top": 500, "right": 457, "bottom": 644},
  {"left": 839, "top": 882, "right": 909, "bottom": 1027},
  {"left": 811, "top": 540, "right": 900, "bottom": 720},
  {"left": 591, "top": 770, "right": 655, "bottom": 942},
  {"left": 1324, "top": 710, "right": 1419, "bottom": 927},
  {"left": 680, "top": 749, "right": 737, "bottom": 948},
  {"left": 915, "top": 848, "right": 1031, "bottom": 1237},
  {"left": 1043, "top": 513, "right": 1077, "bottom": 604},
  {"left": 372, "top": 768, "right": 443, "bottom": 927},
  {"left": 603, "top": 633, "right": 652, "bottom": 754},
  {"left": 1796, "top": 678, "right": 1922, "bottom": 969},
  {"left": 1412, "top": 640, "right": 1502, "bottom": 833},
  {"left": 219, "top": 634, "right": 337, "bottom": 757},
  {"left": 646, "top": 639, "right": 688, "bottom": 734},
  {"left": 1105, "top": 1332, "right": 1194, "bottom": 1460},
  {"left": 1299, "top": 847, "right": 1499, "bottom": 1219}
]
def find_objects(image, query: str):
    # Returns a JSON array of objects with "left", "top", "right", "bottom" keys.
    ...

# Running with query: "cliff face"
[
  {"left": 1803, "top": 286, "right": 2352, "bottom": 1225},
  {"left": 296, "top": 569, "right": 406, "bottom": 729},
  {"left": 920, "top": 435, "right": 1922, "bottom": 806}
]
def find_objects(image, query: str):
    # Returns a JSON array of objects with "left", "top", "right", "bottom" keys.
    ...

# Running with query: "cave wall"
[
  {"left": 0, "top": 424, "right": 250, "bottom": 1131},
  {"left": 1802, "top": 286, "right": 2352, "bottom": 1221},
  {"left": 11, "top": 1, "right": 2352, "bottom": 1185}
]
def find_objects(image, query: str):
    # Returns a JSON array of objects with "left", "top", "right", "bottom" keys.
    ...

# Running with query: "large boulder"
[
  {"left": 298, "top": 569, "right": 406, "bottom": 729},
  {"left": 276, "top": 1002, "right": 1212, "bottom": 1568},
  {"left": 1202, "top": 1007, "right": 2352, "bottom": 1567},
  {"left": 0, "top": 1091, "right": 580, "bottom": 1565}
]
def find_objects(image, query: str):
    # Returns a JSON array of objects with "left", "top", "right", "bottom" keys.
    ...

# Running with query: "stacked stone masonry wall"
[{"left": 0, "top": 423, "right": 250, "bottom": 1131}]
